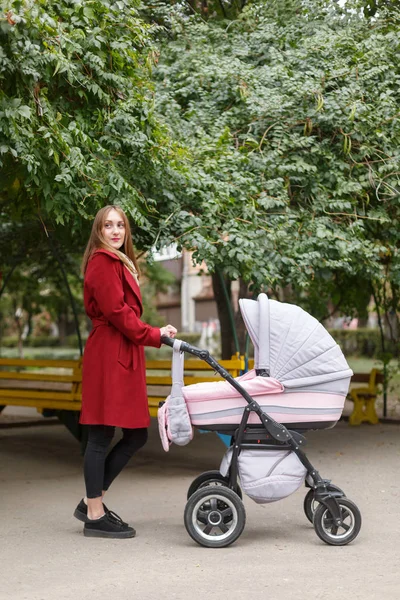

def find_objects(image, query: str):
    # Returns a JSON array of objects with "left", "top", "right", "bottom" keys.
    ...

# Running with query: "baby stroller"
[{"left": 158, "top": 293, "right": 361, "bottom": 548}]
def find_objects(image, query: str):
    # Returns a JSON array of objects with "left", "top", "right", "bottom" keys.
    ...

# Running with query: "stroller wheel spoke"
[
  {"left": 219, "top": 523, "right": 229, "bottom": 534},
  {"left": 221, "top": 508, "right": 233, "bottom": 519},
  {"left": 210, "top": 498, "right": 218, "bottom": 511},
  {"left": 203, "top": 524, "right": 214, "bottom": 535},
  {"left": 330, "top": 525, "right": 339, "bottom": 535},
  {"left": 197, "top": 509, "right": 208, "bottom": 524}
]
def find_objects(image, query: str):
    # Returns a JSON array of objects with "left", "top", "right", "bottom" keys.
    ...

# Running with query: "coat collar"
[
  {"left": 94, "top": 248, "right": 142, "bottom": 312},
  {"left": 94, "top": 248, "right": 120, "bottom": 261}
]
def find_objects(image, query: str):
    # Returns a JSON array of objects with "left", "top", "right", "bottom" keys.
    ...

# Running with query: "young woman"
[{"left": 74, "top": 205, "right": 177, "bottom": 539}]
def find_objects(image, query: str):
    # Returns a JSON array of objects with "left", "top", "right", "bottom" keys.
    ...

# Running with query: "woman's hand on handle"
[{"left": 160, "top": 324, "right": 177, "bottom": 341}]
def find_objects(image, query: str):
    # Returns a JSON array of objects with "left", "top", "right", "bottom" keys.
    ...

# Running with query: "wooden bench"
[
  {"left": 0, "top": 355, "right": 244, "bottom": 426},
  {"left": 348, "top": 369, "right": 384, "bottom": 426},
  {"left": 0, "top": 358, "right": 83, "bottom": 411}
]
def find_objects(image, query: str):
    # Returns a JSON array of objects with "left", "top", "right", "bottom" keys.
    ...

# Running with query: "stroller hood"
[{"left": 239, "top": 294, "right": 353, "bottom": 389}]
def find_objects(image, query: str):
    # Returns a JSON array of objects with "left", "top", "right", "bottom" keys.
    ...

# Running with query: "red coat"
[{"left": 80, "top": 248, "right": 161, "bottom": 429}]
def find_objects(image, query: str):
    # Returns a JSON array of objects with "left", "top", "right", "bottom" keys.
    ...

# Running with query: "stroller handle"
[
  {"left": 161, "top": 336, "right": 208, "bottom": 359},
  {"left": 160, "top": 335, "right": 175, "bottom": 348}
]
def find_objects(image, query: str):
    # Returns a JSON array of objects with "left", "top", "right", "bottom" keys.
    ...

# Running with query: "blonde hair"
[{"left": 81, "top": 205, "right": 140, "bottom": 278}]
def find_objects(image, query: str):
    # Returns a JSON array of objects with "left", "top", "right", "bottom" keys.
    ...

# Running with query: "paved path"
[{"left": 0, "top": 419, "right": 399, "bottom": 600}]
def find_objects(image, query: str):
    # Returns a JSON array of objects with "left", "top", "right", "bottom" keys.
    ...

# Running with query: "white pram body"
[{"left": 183, "top": 294, "right": 352, "bottom": 430}]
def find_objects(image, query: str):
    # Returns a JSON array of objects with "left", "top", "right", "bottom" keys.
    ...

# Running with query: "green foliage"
[
  {"left": 3, "top": 0, "right": 400, "bottom": 365},
  {"left": 154, "top": 0, "right": 400, "bottom": 325},
  {"left": 328, "top": 328, "right": 396, "bottom": 358},
  {"left": 140, "top": 0, "right": 247, "bottom": 24},
  {"left": 0, "top": 0, "right": 179, "bottom": 244},
  {"left": 361, "top": 0, "right": 400, "bottom": 17},
  {"left": 0, "top": 0, "right": 186, "bottom": 355}
]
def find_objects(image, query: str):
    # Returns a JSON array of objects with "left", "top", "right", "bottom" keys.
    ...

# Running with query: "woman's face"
[{"left": 102, "top": 208, "right": 126, "bottom": 250}]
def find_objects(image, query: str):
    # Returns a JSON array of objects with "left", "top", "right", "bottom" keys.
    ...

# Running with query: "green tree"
[
  {"left": 0, "top": 0, "right": 180, "bottom": 246},
  {"left": 154, "top": 0, "right": 400, "bottom": 357},
  {"left": 0, "top": 0, "right": 186, "bottom": 356}
]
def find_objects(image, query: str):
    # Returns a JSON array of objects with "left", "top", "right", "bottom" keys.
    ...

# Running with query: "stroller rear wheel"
[
  {"left": 184, "top": 485, "right": 246, "bottom": 548},
  {"left": 303, "top": 484, "right": 345, "bottom": 523},
  {"left": 187, "top": 470, "right": 242, "bottom": 500},
  {"left": 313, "top": 497, "right": 361, "bottom": 546}
]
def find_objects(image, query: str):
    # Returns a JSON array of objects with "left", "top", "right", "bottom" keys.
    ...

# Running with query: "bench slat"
[
  {"left": 350, "top": 373, "right": 384, "bottom": 384},
  {"left": 0, "top": 358, "right": 79, "bottom": 368},
  {"left": 0, "top": 380, "right": 72, "bottom": 391},
  {"left": 146, "top": 375, "right": 225, "bottom": 386},
  {"left": 0, "top": 389, "right": 77, "bottom": 402},
  {"left": 0, "top": 398, "right": 82, "bottom": 411},
  {"left": 0, "top": 372, "right": 77, "bottom": 383}
]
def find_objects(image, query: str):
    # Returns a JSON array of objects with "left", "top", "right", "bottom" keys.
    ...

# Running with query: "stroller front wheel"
[
  {"left": 303, "top": 484, "right": 345, "bottom": 524},
  {"left": 187, "top": 470, "right": 242, "bottom": 500},
  {"left": 184, "top": 485, "right": 246, "bottom": 548},
  {"left": 313, "top": 497, "right": 362, "bottom": 546}
]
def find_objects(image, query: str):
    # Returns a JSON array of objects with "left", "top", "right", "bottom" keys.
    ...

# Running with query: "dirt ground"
[{"left": 0, "top": 415, "right": 399, "bottom": 600}]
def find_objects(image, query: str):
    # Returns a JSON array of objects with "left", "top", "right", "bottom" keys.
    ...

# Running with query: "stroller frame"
[{"left": 162, "top": 336, "right": 362, "bottom": 547}]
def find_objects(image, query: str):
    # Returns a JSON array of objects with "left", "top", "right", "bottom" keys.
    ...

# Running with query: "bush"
[
  {"left": 329, "top": 328, "right": 398, "bottom": 358},
  {"left": 65, "top": 334, "right": 89, "bottom": 349},
  {"left": 27, "top": 336, "right": 61, "bottom": 348},
  {"left": 0, "top": 336, "right": 19, "bottom": 348},
  {"left": 175, "top": 332, "right": 201, "bottom": 345}
]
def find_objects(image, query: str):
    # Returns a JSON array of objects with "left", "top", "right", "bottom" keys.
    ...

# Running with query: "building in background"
[{"left": 153, "top": 246, "right": 218, "bottom": 333}]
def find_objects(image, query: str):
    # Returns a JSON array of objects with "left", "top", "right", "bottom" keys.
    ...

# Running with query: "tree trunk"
[
  {"left": 211, "top": 274, "right": 253, "bottom": 359},
  {"left": 234, "top": 278, "right": 252, "bottom": 353},
  {"left": 13, "top": 302, "right": 24, "bottom": 359},
  {"left": 26, "top": 308, "right": 33, "bottom": 340},
  {"left": 58, "top": 311, "right": 67, "bottom": 345},
  {"left": 211, "top": 272, "right": 234, "bottom": 359}
]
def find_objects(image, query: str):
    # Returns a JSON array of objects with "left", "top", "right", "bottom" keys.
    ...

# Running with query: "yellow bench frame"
[
  {"left": 0, "top": 356, "right": 245, "bottom": 419},
  {"left": 348, "top": 369, "right": 383, "bottom": 426}
]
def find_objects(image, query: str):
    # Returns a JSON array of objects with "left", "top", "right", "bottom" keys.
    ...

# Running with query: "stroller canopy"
[{"left": 239, "top": 294, "right": 353, "bottom": 389}]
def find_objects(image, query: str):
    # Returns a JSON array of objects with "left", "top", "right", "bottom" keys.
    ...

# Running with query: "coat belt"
[{"left": 91, "top": 318, "right": 109, "bottom": 328}]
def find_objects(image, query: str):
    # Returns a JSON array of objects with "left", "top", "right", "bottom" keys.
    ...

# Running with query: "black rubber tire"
[
  {"left": 303, "top": 484, "right": 345, "bottom": 524},
  {"left": 313, "top": 497, "right": 362, "bottom": 546},
  {"left": 187, "top": 470, "right": 242, "bottom": 500},
  {"left": 184, "top": 485, "right": 246, "bottom": 548}
]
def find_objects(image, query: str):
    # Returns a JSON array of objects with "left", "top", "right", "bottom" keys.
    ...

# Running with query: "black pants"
[{"left": 83, "top": 425, "right": 148, "bottom": 498}]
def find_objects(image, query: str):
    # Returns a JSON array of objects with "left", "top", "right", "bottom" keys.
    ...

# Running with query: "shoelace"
[{"left": 107, "top": 511, "right": 127, "bottom": 528}]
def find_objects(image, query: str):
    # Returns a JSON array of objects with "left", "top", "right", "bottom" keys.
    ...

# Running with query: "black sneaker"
[
  {"left": 73, "top": 499, "right": 109, "bottom": 524},
  {"left": 84, "top": 511, "right": 136, "bottom": 539}
]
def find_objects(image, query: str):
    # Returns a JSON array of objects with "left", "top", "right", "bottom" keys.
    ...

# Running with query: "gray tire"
[
  {"left": 184, "top": 485, "right": 246, "bottom": 548},
  {"left": 313, "top": 497, "right": 362, "bottom": 546}
]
